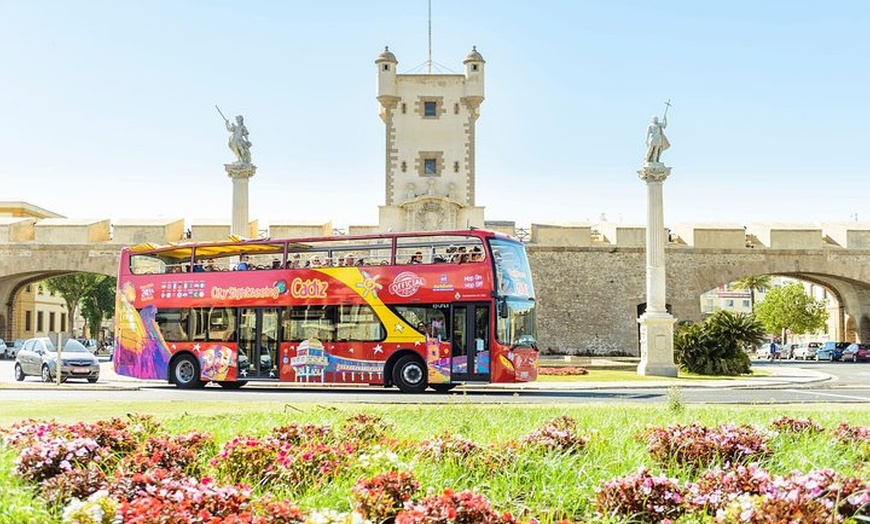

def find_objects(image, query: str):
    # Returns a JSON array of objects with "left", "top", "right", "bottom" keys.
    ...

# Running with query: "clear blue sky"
[{"left": 3, "top": 1, "right": 868, "bottom": 229}]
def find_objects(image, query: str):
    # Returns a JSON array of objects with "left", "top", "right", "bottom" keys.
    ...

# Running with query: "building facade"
[
  {"left": 14, "top": 283, "right": 68, "bottom": 340},
  {"left": 376, "top": 47, "right": 487, "bottom": 232}
]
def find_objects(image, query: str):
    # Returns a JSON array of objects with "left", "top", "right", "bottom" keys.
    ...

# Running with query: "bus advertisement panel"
[{"left": 114, "top": 230, "right": 538, "bottom": 392}]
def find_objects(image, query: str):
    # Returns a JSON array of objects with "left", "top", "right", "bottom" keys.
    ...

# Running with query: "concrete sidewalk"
[
  {"left": 0, "top": 356, "right": 833, "bottom": 392},
  {"left": 68, "top": 357, "right": 839, "bottom": 391}
]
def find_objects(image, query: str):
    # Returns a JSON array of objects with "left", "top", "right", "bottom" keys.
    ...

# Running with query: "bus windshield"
[
  {"left": 497, "top": 297, "right": 537, "bottom": 349},
  {"left": 490, "top": 238, "right": 534, "bottom": 299}
]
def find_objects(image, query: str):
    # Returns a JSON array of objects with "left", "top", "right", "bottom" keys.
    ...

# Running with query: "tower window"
[
  {"left": 401, "top": 161, "right": 407, "bottom": 172},
  {"left": 401, "top": 103, "right": 407, "bottom": 114},
  {"left": 424, "top": 101, "right": 437, "bottom": 117},
  {"left": 383, "top": 64, "right": 390, "bottom": 71},
  {"left": 454, "top": 161, "right": 460, "bottom": 173},
  {"left": 424, "top": 159, "right": 437, "bottom": 175},
  {"left": 454, "top": 103, "right": 459, "bottom": 114},
  {"left": 472, "top": 64, "right": 479, "bottom": 71}
]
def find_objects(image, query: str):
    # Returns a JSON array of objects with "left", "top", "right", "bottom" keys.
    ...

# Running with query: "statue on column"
[
  {"left": 216, "top": 106, "right": 253, "bottom": 164},
  {"left": 645, "top": 100, "right": 671, "bottom": 164}
]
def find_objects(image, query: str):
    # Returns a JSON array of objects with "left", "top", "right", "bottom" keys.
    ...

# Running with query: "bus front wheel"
[
  {"left": 172, "top": 354, "right": 202, "bottom": 389},
  {"left": 392, "top": 354, "right": 427, "bottom": 393}
]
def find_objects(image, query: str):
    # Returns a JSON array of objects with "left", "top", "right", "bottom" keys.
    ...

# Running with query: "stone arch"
[
  {"left": 0, "top": 260, "right": 117, "bottom": 341},
  {"left": 670, "top": 250, "right": 870, "bottom": 343}
]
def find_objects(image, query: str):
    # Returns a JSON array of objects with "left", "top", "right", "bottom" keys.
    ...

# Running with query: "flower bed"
[{"left": 1, "top": 413, "right": 868, "bottom": 524}]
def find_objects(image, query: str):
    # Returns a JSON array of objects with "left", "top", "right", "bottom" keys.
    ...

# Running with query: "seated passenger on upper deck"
[
  {"left": 409, "top": 251, "right": 424, "bottom": 264},
  {"left": 235, "top": 254, "right": 250, "bottom": 271}
]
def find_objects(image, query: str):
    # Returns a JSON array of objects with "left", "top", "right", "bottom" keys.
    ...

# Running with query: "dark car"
[
  {"left": 816, "top": 341, "right": 849, "bottom": 362},
  {"left": 14, "top": 337, "right": 100, "bottom": 383},
  {"left": 842, "top": 343, "right": 870, "bottom": 363}
]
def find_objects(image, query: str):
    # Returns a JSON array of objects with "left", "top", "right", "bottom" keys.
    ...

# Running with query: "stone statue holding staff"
[
  {"left": 217, "top": 105, "right": 252, "bottom": 164},
  {"left": 645, "top": 100, "right": 671, "bottom": 164}
]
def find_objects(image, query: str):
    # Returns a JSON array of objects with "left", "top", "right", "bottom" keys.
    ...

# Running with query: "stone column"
[
  {"left": 225, "top": 163, "right": 257, "bottom": 237},
  {"left": 637, "top": 162, "right": 678, "bottom": 377}
]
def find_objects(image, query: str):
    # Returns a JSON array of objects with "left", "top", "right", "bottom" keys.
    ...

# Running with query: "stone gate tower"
[{"left": 376, "top": 46, "right": 486, "bottom": 231}]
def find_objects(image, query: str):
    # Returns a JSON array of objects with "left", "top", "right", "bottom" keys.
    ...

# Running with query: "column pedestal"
[
  {"left": 225, "top": 162, "right": 257, "bottom": 237},
  {"left": 637, "top": 161, "right": 678, "bottom": 377},
  {"left": 637, "top": 311, "right": 678, "bottom": 377}
]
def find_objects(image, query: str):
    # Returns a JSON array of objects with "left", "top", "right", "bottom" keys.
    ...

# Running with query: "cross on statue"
[{"left": 645, "top": 99, "right": 672, "bottom": 164}]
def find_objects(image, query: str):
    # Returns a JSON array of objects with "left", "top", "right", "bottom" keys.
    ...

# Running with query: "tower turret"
[
  {"left": 463, "top": 46, "right": 485, "bottom": 106},
  {"left": 376, "top": 46, "right": 398, "bottom": 103}
]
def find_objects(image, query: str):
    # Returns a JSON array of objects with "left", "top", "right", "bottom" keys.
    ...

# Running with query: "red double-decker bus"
[{"left": 113, "top": 229, "right": 537, "bottom": 392}]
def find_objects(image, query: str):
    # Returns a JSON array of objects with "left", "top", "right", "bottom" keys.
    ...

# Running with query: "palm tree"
[{"left": 732, "top": 275, "right": 772, "bottom": 312}]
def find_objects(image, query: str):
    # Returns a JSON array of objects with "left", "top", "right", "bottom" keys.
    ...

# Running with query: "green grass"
[{"left": 1, "top": 403, "right": 868, "bottom": 523}]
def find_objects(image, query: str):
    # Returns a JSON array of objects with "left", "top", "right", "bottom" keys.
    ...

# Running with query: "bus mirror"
[{"left": 498, "top": 300, "right": 509, "bottom": 319}]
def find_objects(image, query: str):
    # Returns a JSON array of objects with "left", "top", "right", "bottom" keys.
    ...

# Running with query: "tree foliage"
[
  {"left": 43, "top": 274, "right": 112, "bottom": 336},
  {"left": 732, "top": 274, "right": 772, "bottom": 311},
  {"left": 674, "top": 310, "right": 765, "bottom": 376},
  {"left": 754, "top": 283, "right": 828, "bottom": 337},
  {"left": 79, "top": 276, "right": 116, "bottom": 340}
]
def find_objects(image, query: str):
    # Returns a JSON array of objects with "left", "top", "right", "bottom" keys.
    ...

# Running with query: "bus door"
[
  {"left": 237, "top": 308, "right": 280, "bottom": 379},
  {"left": 451, "top": 303, "right": 491, "bottom": 381}
]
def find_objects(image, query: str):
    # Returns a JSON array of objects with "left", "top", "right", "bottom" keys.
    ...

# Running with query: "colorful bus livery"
[{"left": 114, "top": 229, "right": 538, "bottom": 392}]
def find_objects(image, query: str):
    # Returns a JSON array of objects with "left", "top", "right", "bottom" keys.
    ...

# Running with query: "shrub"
[
  {"left": 518, "top": 416, "right": 588, "bottom": 453},
  {"left": 674, "top": 310, "right": 763, "bottom": 376},
  {"left": 352, "top": 471, "right": 419, "bottom": 523},
  {"left": 536, "top": 367, "right": 588, "bottom": 376},
  {"left": 396, "top": 488, "right": 517, "bottom": 524},
  {"left": 687, "top": 463, "right": 772, "bottom": 514},
  {"left": 419, "top": 433, "right": 483, "bottom": 463},
  {"left": 271, "top": 422, "right": 334, "bottom": 445},
  {"left": 595, "top": 466, "right": 686, "bottom": 523},
  {"left": 714, "top": 468, "right": 870, "bottom": 523},
  {"left": 210, "top": 435, "right": 283, "bottom": 485},
  {"left": 341, "top": 413, "right": 393, "bottom": 444},
  {"left": 769, "top": 416, "right": 824, "bottom": 434},
  {"left": 42, "top": 464, "right": 107, "bottom": 508},
  {"left": 639, "top": 422, "right": 772, "bottom": 467},
  {"left": 270, "top": 441, "right": 357, "bottom": 493},
  {"left": 14, "top": 437, "right": 105, "bottom": 483}
]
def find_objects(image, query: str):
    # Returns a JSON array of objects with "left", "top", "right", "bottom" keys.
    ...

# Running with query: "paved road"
[{"left": 1, "top": 358, "right": 868, "bottom": 405}]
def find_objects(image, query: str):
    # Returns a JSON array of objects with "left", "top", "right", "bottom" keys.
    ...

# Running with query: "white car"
[
  {"left": 0, "top": 339, "right": 7, "bottom": 358},
  {"left": 792, "top": 342, "right": 821, "bottom": 360}
]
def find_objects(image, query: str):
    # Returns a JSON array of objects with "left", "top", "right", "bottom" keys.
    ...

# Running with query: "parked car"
[
  {"left": 14, "top": 337, "right": 100, "bottom": 383},
  {"left": 816, "top": 341, "right": 849, "bottom": 362},
  {"left": 842, "top": 343, "right": 870, "bottom": 363},
  {"left": 792, "top": 342, "right": 821, "bottom": 360},
  {"left": 75, "top": 338, "right": 99, "bottom": 354},
  {"left": 0, "top": 339, "right": 7, "bottom": 359},
  {"left": 6, "top": 339, "right": 25, "bottom": 360}
]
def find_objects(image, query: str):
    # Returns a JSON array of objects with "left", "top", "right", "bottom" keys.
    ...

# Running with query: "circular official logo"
[{"left": 389, "top": 271, "right": 425, "bottom": 298}]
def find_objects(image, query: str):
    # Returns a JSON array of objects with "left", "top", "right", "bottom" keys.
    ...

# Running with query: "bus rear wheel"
[
  {"left": 172, "top": 354, "right": 202, "bottom": 389},
  {"left": 392, "top": 354, "right": 427, "bottom": 393}
]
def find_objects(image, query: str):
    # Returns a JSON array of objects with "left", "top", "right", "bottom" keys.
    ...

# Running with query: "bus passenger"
[
  {"left": 470, "top": 246, "right": 483, "bottom": 262},
  {"left": 192, "top": 260, "right": 205, "bottom": 272},
  {"left": 286, "top": 254, "right": 302, "bottom": 269},
  {"left": 271, "top": 259, "right": 281, "bottom": 269},
  {"left": 458, "top": 246, "right": 469, "bottom": 263},
  {"left": 204, "top": 259, "right": 216, "bottom": 271},
  {"left": 409, "top": 251, "right": 423, "bottom": 264},
  {"left": 235, "top": 254, "right": 250, "bottom": 271},
  {"left": 342, "top": 253, "right": 357, "bottom": 266}
]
